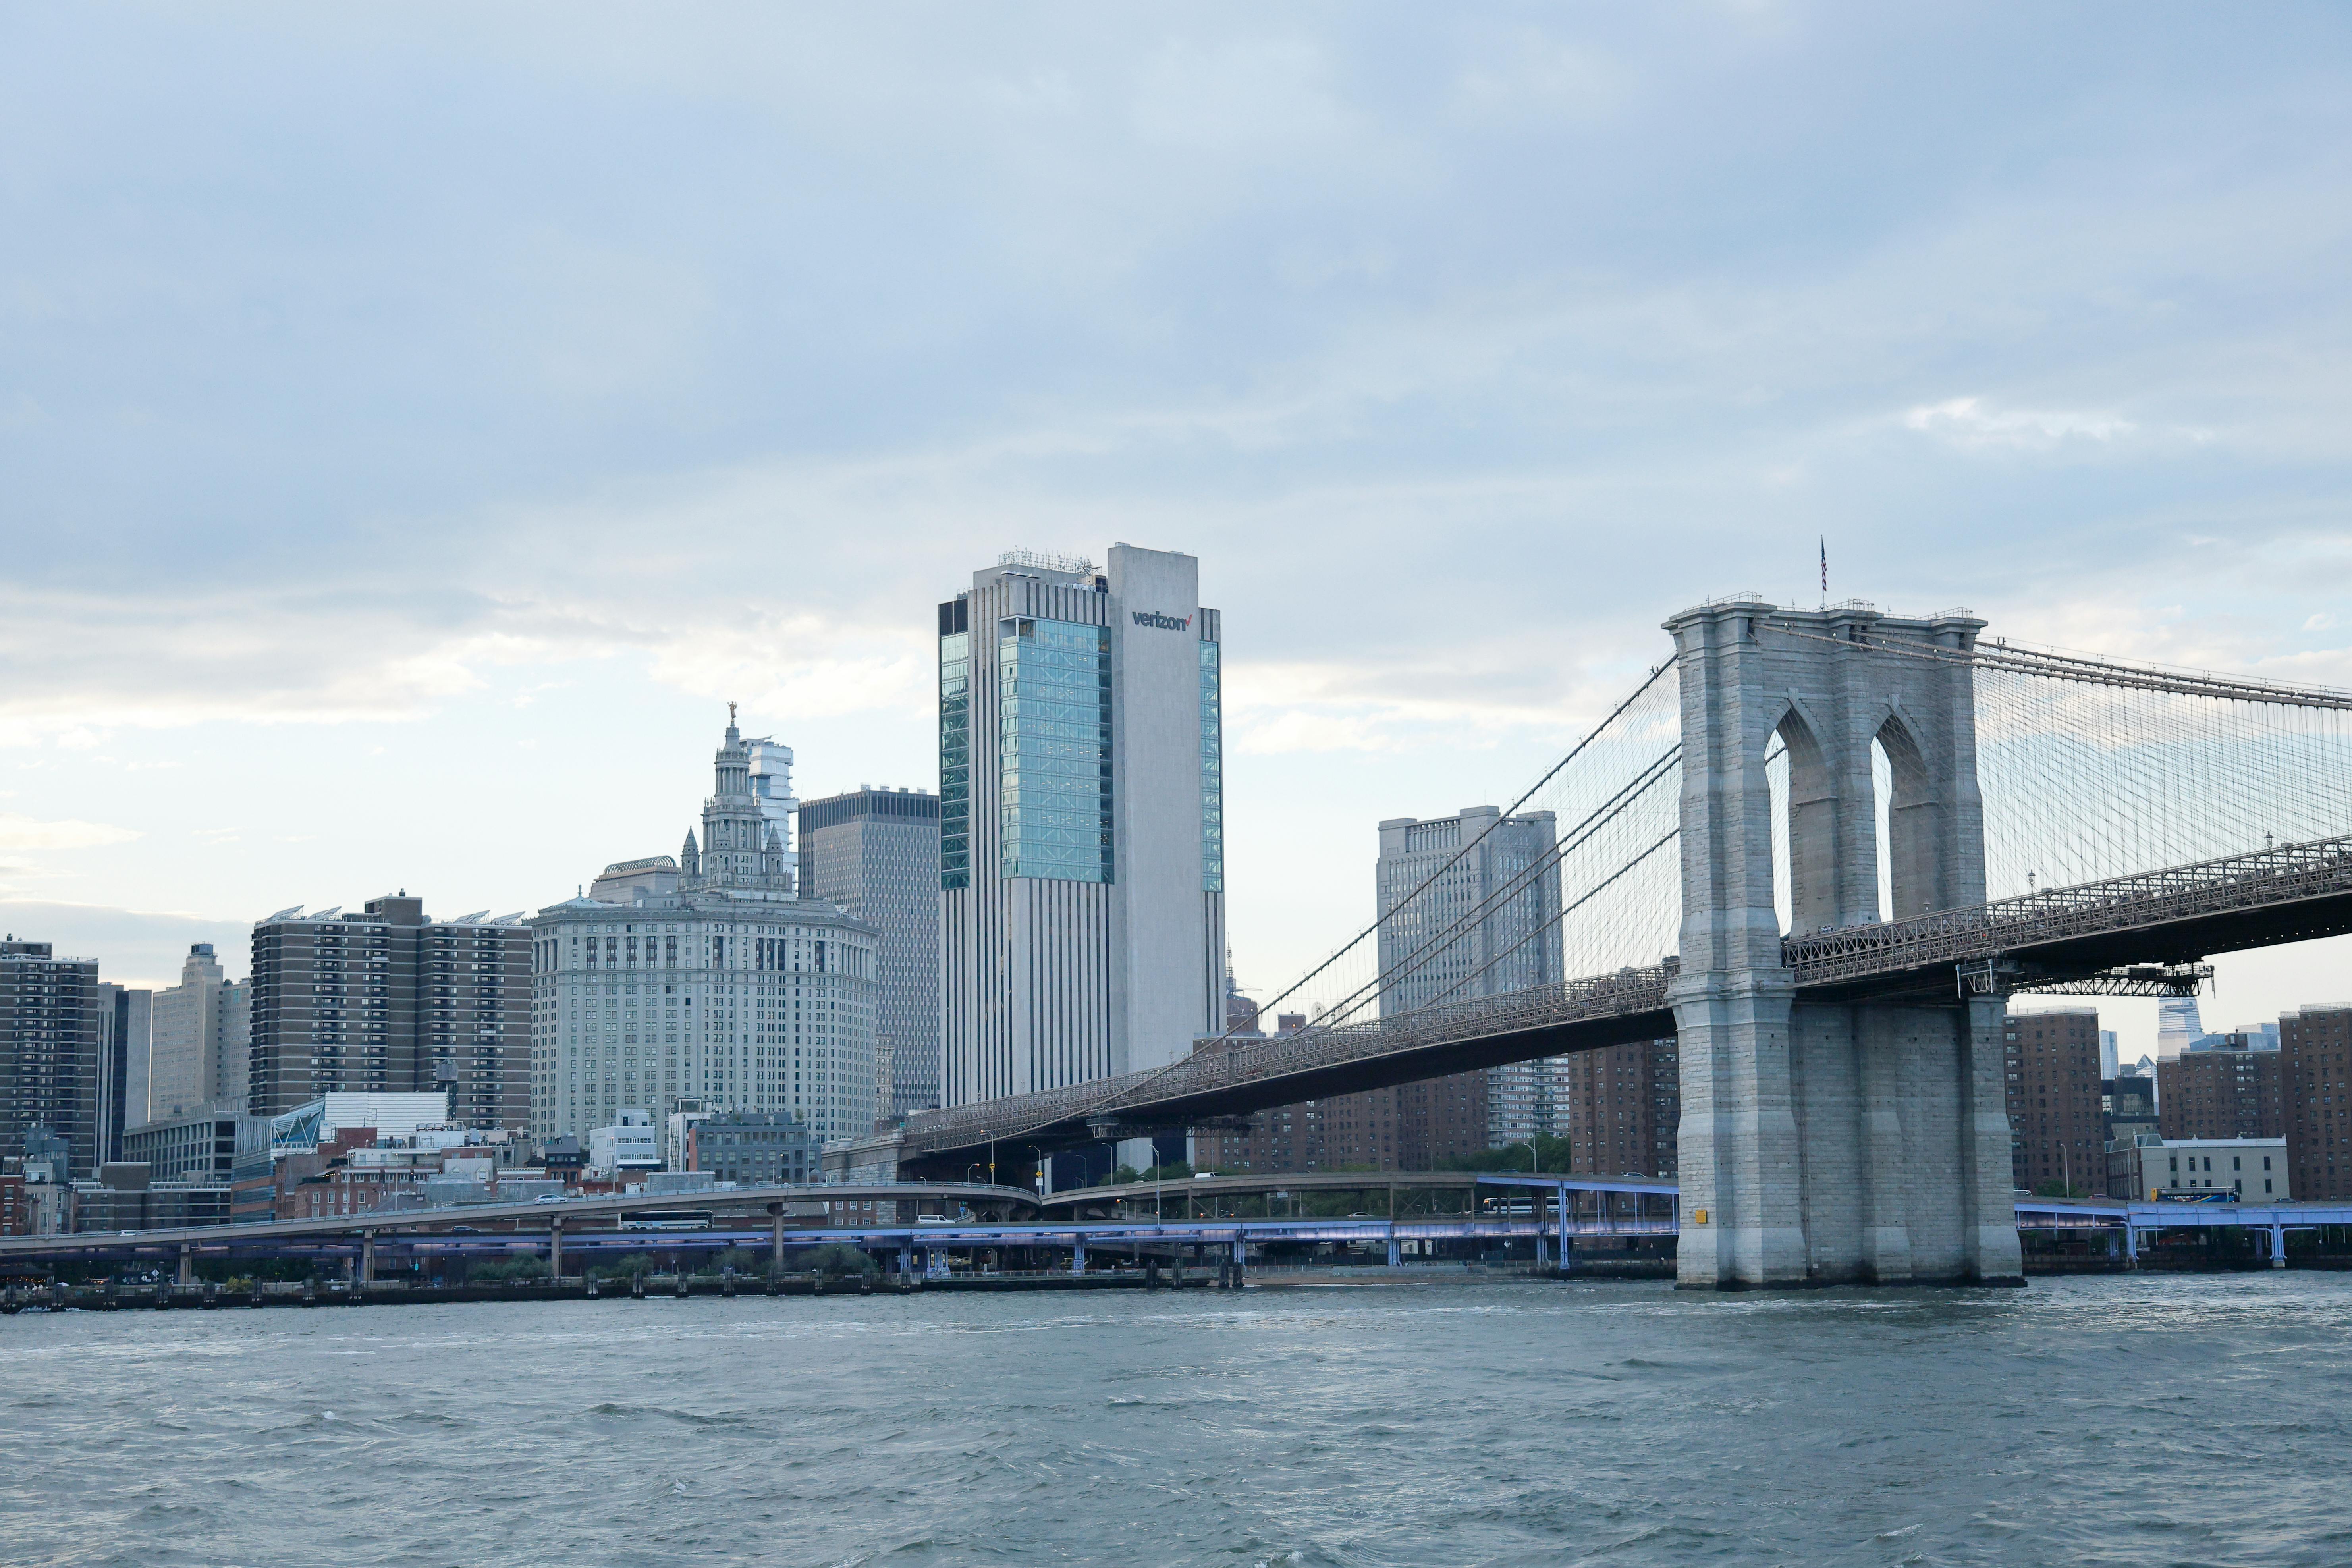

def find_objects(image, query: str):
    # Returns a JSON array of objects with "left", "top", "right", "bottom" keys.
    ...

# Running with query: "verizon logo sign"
[{"left": 1131, "top": 611, "right": 1193, "bottom": 631}]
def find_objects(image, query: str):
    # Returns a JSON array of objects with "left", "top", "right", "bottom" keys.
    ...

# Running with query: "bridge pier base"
[
  {"left": 1673, "top": 984, "right": 2021, "bottom": 1288},
  {"left": 177, "top": 1245, "right": 193, "bottom": 1286},
  {"left": 545, "top": 1221, "right": 560, "bottom": 1281},
  {"left": 361, "top": 1232, "right": 376, "bottom": 1285}
]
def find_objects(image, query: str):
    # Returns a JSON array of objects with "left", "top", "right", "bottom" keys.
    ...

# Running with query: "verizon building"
[{"left": 939, "top": 544, "right": 1225, "bottom": 1106}]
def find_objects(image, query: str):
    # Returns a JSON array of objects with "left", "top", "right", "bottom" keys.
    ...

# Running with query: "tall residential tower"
[
  {"left": 248, "top": 897, "right": 531, "bottom": 1125},
  {"left": 939, "top": 545, "right": 1225, "bottom": 1105}
]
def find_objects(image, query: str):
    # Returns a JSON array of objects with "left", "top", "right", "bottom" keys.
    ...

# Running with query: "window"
[
  {"left": 1200, "top": 637, "right": 1223, "bottom": 892},
  {"left": 939, "top": 625, "right": 971, "bottom": 889},
  {"left": 997, "top": 616, "right": 1113, "bottom": 883}
]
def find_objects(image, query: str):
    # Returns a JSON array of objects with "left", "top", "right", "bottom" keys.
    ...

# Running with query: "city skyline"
[{"left": 5, "top": 10, "right": 2352, "bottom": 1057}]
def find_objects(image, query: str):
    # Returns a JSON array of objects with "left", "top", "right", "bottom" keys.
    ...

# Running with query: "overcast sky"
[{"left": 4, "top": 5, "right": 2350, "bottom": 1051}]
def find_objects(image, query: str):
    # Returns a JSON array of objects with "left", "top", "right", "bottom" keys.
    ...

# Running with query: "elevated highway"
[{"left": 0, "top": 1180, "right": 1042, "bottom": 1265}]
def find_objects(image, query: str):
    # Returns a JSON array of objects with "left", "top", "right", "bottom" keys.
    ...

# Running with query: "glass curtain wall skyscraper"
[{"left": 940, "top": 545, "right": 1226, "bottom": 1106}]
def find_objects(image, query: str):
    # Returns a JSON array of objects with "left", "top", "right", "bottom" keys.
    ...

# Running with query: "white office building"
[
  {"left": 2114, "top": 1136, "right": 2290, "bottom": 1202},
  {"left": 939, "top": 545, "right": 1226, "bottom": 1105},
  {"left": 588, "top": 1109, "right": 661, "bottom": 1177},
  {"left": 143, "top": 943, "right": 250, "bottom": 1124},
  {"left": 532, "top": 715, "right": 880, "bottom": 1148},
  {"left": 1375, "top": 806, "right": 1563, "bottom": 1148}
]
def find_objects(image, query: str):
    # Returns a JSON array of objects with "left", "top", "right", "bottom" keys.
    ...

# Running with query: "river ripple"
[{"left": 4, "top": 1273, "right": 2350, "bottom": 1566}]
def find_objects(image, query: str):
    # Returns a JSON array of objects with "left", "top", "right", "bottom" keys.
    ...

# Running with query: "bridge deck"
[{"left": 889, "top": 835, "right": 2352, "bottom": 1168}]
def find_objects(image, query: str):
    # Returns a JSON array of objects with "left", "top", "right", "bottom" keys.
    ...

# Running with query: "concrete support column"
[
  {"left": 1673, "top": 971, "right": 1806, "bottom": 1286},
  {"left": 1960, "top": 996, "right": 2024, "bottom": 1283},
  {"left": 771, "top": 1206, "right": 785, "bottom": 1275},
  {"left": 177, "top": 1244, "right": 193, "bottom": 1286},
  {"left": 2270, "top": 1224, "right": 2288, "bottom": 1268},
  {"left": 1854, "top": 1010, "right": 1914, "bottom": 1283},
  {"left": 898, "top": 1242, "right": 913, "bottom": 1277},
  {"left": 546, "top": 1220, "right": 561, "bottom": 1281},
  {"left": 1386, "top": 1230, "right": 1400, "bottom": 1268},
  {"left": 1071, "top": 1234, "right": 1086, "bottom": 1275},
  {"left": 361, "top": 1232, "right": 376, "bottom": 1285}
]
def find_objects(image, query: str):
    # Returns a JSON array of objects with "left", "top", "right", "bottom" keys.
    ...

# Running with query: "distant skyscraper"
[
  {"left": 250, "top": 897, "right": 530, "bottom": 1125},
  {"left": 1376, "top": 806, "right": 1563, "bottom": 1149},
  {"left": 1, "top": 937, "right": 102, "bottom": 1178},
  {"left": 747, "top": 738, "right": 800, "bottom": 893},
  {"left": 93, "top": 982, "right": 151, "bottom": 1162},
  {"left": 145, "top": 943, "right": 249, "bottom": 1122},
  {"left": 938, "top": 545, "right": 1227, "bottom": 1106},
  {"left": 799, "top": 786, "right": 942, "bottom": 1119},
  {"left": 533, "top": 716, "right": 879, "bottom": 1146},
  {"left": 2157, "top": 995, "right": 2207, "bottom": 1060}
]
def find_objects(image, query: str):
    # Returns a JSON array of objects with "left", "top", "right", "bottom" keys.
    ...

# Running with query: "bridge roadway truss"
[{"left": 879, "top": 833, "right": 2352, "bottom": 1175}]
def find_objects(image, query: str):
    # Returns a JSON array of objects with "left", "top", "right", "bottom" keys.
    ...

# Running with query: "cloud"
[
  {"left": 4, "top": 6, "right": 2352, "bottom": 1004},
  {"left": 1901, "top": 397, "right": 2136, "bottom": 451},
  {"left": 0, "top": 814, "right": 141, "bottom": 850}
]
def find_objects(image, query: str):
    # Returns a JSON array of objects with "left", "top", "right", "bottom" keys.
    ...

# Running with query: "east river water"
[{"left": 4, "top": 1274, "right": 2350, "bottom": 1567}]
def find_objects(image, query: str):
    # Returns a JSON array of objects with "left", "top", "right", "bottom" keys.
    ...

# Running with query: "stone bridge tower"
[{"left": 1663, "top": 599, "right": 2021, "bottom": 1288}]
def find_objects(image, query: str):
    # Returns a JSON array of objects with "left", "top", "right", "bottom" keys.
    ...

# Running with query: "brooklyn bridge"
[{"left": 844, "top": 596, "right": 2352, "bottom": 1288}]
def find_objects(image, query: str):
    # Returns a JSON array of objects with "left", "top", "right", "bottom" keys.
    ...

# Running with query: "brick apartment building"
[
  {"left": 2005, "top": 1008, "right": 2104, "bottom": 1195},
  {"left": 1554, "top": 1038, "right": 1679, "bottom": 1178},
  {"left": 2281, "top": 1005, "right": 2352, "bottom": 1200},
  {"left": 2159, "top": 1036, "right": 2284, "bottom": 1142}
]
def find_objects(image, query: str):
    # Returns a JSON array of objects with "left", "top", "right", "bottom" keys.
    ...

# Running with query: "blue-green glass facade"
[
  {"left": 998, "top": 616, "right": 1113, "bottom": 883},
  {"left": 938, "top": 630, "right": 970, "bottom": 889},
  {"left": 1199, "top": 638, "right": 1223, "bottom": 893}
]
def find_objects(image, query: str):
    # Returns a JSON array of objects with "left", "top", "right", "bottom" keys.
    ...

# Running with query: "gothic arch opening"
[
  {"left": 1875, "top": 714, "right": 1940, "bottom": 917},
  {"left": 1772, "top": 706, "right": 1837, "bottom": 936},
  {"left": 1871, "top": 735, "right": 1893, "bottom": 924}
]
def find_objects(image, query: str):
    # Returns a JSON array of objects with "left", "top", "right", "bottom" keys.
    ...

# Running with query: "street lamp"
[{"left": 1026, "top": 1145, "right": 1046, "bottom": 1194}]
